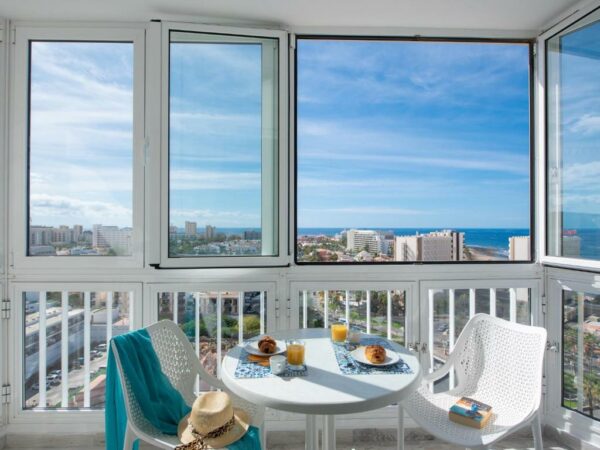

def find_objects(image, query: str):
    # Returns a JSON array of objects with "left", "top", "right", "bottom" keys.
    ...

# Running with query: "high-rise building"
[
  {"left": 395, "top": 230, "right": 464, "bottom": 262},
  {"left": 29, "top": 226, "right": 53, "bottom": 246},
  {"left": 52, "top": 225, "right": 73, "bottom": 244},
  {"left": 508, "top": 236, "right": 531, "bottom": 260},
  {"left": 205, "top": 225, "right": 216, "bottom": 241},
  {"left": 346, "top": 229, "right": 383, "bottom": 254},
  {"left": 244, "top": 230, "right": 261, "bottom": 240},
  {"left": 185, "top": 221, "right": 197, "bottom": 236},
  {"left": 92, "top": 225, "right": 132, "bottom": 255},
  {"left": 73, "top": 225, "right": 83, "bottom": 242}
]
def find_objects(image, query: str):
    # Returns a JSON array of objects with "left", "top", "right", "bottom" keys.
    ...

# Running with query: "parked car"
[{"left": 95, "top": 343, "right": 107, "bottom": 352}]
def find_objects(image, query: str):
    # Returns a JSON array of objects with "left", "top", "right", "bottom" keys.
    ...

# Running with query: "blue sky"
[
  {"left": 30, "top": 38, "right": 532, "bottom": 231},
  {"left": 29, "top": 42, "right": 133, "bottom": 228},
  {"left": 297, "top": 39, "right": 531, "bottom": 229},
  {"left": 550, "top": 21, "right": 600, "bottom": 229}
]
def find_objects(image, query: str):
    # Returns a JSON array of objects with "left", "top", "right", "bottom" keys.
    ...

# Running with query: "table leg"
[
  {"left": 305, "top": 414, "right": 318, "bottom": 450},
  {"left": 397, "top": 404, "right": 404, "bottom": 450},
  {"left": 323, "top": 415, "right": 335, "bottom": 450}
]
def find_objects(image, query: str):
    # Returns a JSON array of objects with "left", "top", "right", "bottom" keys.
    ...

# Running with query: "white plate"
[
  {"left": 244, "top": 339, "right": 287, "bottom": 357},
  {"left": 349, "top": 346, "right": 401, "bottom": 367}
]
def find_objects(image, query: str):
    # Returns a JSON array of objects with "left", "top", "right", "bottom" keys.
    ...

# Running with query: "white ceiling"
[{"left": 0, "top": 0, "right": 582, "bottom": 34}]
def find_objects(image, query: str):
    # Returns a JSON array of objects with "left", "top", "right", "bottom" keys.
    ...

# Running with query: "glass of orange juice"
[
  {"left": 331, "top": 321, "right": 348, "bottom": 344},
  {"left": 286, "top": 340, "right": 305, "bottom": 369}
]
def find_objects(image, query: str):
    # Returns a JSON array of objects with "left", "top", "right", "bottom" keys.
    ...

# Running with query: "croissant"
[
  {"left": 258, "top": 336, "right": 277, "bottom": 354},
  {"left": 365, "top": 345, "right": 386, "bottom": 364}
]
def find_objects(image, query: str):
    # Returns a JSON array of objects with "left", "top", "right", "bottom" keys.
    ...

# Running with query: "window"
[
  {"left": 23, "top": 289, "right": 134, "bottom": 409},
  {"left": 11, "top": 27, "right": 144, "bottom": 269},
  {"left": 164, "top": 26, "right": 286, "bottom": 267},
  {"left": 547, "top": 9, "right": 600, "bottom": 262},
  {"left": 296, "top": 38, "right": 532, "bottom": 264},
  {"left": 28, "top": 42, "right": 134, "bottom": 257},
  {"left": 562, "top": 289, "right": 600, "bottom": 420}
]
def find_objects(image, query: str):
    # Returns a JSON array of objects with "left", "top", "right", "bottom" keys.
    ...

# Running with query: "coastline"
[{"left": 465, "top": 245, "right": 508, "bottom": 261}]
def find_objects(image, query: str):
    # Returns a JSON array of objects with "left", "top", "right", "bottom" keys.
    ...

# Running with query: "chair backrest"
[
  {"left": 111, "top": 320, "right": 225, "bottom": 435},
  {"left": 452, "top": 314, "right": 547, "bottom": 416}
]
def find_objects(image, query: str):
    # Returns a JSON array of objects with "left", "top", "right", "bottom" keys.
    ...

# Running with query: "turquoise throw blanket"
[{"left": 105, "top": 328, "right": 262, "bottom": 450}]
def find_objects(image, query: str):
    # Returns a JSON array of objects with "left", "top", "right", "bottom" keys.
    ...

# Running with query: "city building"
[
  {"left": 509, "top": 236, "right": 531, "bottom": 261},
  {"left": 395, "top": 230, "right": 465, "bottom": 262},
  {"left": 73, "top": 225, "right": 83, "bottom": 242},
  {"left": 92, "top": 225, "right": 132, "bottom": 255},
  {"left": 346, "top": 229, "right": 384, "bottom": 254},
  {"left": 185, "top": 221, "right": 197, "bottom": 237},
  {"left": 205, "top": 225, "right": 216, "bottom": 241},
  {"left": 29, "top": 226, "right": 53, "bottom": 246},
  {"left": 244, "top": 230, "right": 261, "bottom": 240}
]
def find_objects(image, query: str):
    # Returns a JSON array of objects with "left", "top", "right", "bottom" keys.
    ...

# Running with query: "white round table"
[{"left": 221, "top": 328, "right": 422, "bottom": 450}]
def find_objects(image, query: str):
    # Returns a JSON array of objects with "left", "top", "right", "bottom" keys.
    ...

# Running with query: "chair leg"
[
  {"left": 397, "top": 404, "right": 404, "bottom": 450},
  {"left": 532, "top": 413, "right": 543, "bottom": 450},
  {"left": 123, "top": 426, "right": 135, "bottom": 450},
  {"left": 261, "top": 423, "right": 267, "bottom": 449}
]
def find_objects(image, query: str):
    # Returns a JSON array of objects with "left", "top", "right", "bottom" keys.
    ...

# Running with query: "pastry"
[
  {"left": 258, "top": 336, "right": 277, "bottom": 354},
  {"left": 365, "top": 345, "right": 386, "bottom": 364}
]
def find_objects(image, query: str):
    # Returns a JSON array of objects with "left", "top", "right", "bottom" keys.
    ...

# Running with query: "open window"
[
  {"left": 294, "top": 37, "right": 534, "bottom": 265},
  {"left": 158, "top": 23, "right": 288, "bottom": 268}
]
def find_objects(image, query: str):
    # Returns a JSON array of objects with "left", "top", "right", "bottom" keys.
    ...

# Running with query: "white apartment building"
[
  {"left": 206, "top": 224, "right": 216, "bottom": 240},
  {"left": 395, "top": 230, "right": 465, "bottom": 262},
  {"left": 185, "top": 221, "right": 197, "bottom": 236},
  {"left": 346, "top": 229, "right": 383, "bottom": 254},
  {"left": 509, "top": 236, "right": 531, "bottom": 260},
  {"left": 92, "top": 225, "right": 132, "bottom": 255}
]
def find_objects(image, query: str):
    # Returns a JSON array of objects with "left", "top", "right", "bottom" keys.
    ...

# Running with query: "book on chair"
[{"left": 448, "top": 397, "right": 493, "bottom": 429}]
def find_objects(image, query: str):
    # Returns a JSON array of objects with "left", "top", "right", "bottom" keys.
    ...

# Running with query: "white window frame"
[
  {"left": 545, "top": 267, "right": 600, "bottom": 448},
  {"left": 0, "top": 18, "right": 8, "bottom": 277},
  {"left": 7, "top": 281, "right": 143, "bottom": 425},
  {"left": 8, "top": 25, "right": 146, "bottom": 271},
  {"left": 538, "top": 0, "right": 600, "bottom": 272},
  {"left": 157, "top": 22, "right": 289, "bottom": 268}
]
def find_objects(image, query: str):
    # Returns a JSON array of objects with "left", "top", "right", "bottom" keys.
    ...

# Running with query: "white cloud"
[
  {"left": 170, "top": 208, "right": 259, "bottom": 227},
  {"left": 570, "top": 114, "right": 600, "bottom": 135},
  {"left": 30, "top": 194, "right": 132, "bottom": 227},
  {"left": 170, "top": 169, "right": 260, "bottom": 190},
  {"left": 301, "top": 207, "right": 425, "bottom": 215}
]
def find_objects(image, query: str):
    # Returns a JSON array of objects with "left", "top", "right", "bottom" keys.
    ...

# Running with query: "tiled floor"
[{"left": 264, "top": 431, "right": 570, "bottom": 450}]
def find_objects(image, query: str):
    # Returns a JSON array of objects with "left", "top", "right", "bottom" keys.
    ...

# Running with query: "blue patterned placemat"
[
  {"left": 234, "top": 348, "right": 308, "bottom": 379},
  {"left": 332, "top": 338, "right": 413, "bottom": 375}
]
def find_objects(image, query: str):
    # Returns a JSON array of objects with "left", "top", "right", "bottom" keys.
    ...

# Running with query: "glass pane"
[
  {"left": 548, "top": 10, "right": 600, "bottom": 260},
  {"left": 454, "top": 289, "right": 470, "bottom": 341},
  {"left": 28, "top": 42, "right": 134, "bottom": 257},
  {"left": 562, "top": 290, "right": 600, "bottom": 420},
  {"left": 516, "top": 288, "right": 531, "bottom": 324},
  {"left": 221, "top": 292, "right": 239, "bottom": 362},
  {"left": 369, "top": 291, "right": 388, "bottom": 338},
  {"left": 475, "top": 289, "right": 491, "bottom": 314},
  {"left": 432, "top": 289, "right": 450, "bottom": 392},
  {"left": 390, "top": 290, "right": 406, "bottom": 345},
  {"left": 296, "top": 39, "right": 531, "bottom": 263},
  {"left": 243, "top": 292, "right": 263, "bottom": 340},
  {"left": 168, "top": 31, "right": 278, "bottom": 258},
  {"left": 24, "top": 290, "right": 132, "bottom": 410},
  {"left": 496, "top": 288, "right": 511, "bottom": 320}
]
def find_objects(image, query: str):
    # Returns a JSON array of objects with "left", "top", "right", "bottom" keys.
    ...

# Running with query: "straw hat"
[{"left": 177, "top": 391, "right": 250, "bottom": 450}]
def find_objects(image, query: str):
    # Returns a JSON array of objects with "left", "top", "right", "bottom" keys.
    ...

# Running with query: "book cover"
[{"left": 448, "top": 397, "right": 493, "bottom": 429}]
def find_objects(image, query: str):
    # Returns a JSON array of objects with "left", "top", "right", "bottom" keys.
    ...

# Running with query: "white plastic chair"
[
  {"left": 111, "top": 320, "right": 265, "bottom": 450},
  {"left": 401, "top": 314, "right": 547, "bottom": 450}
]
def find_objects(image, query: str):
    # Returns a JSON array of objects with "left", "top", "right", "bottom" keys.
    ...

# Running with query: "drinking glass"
[
  {"left": 330, "top": 321, "right": 348, "bottom": 344},
  {"left": 286, "top": 339, "right": 305, "bottom": 369}
]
